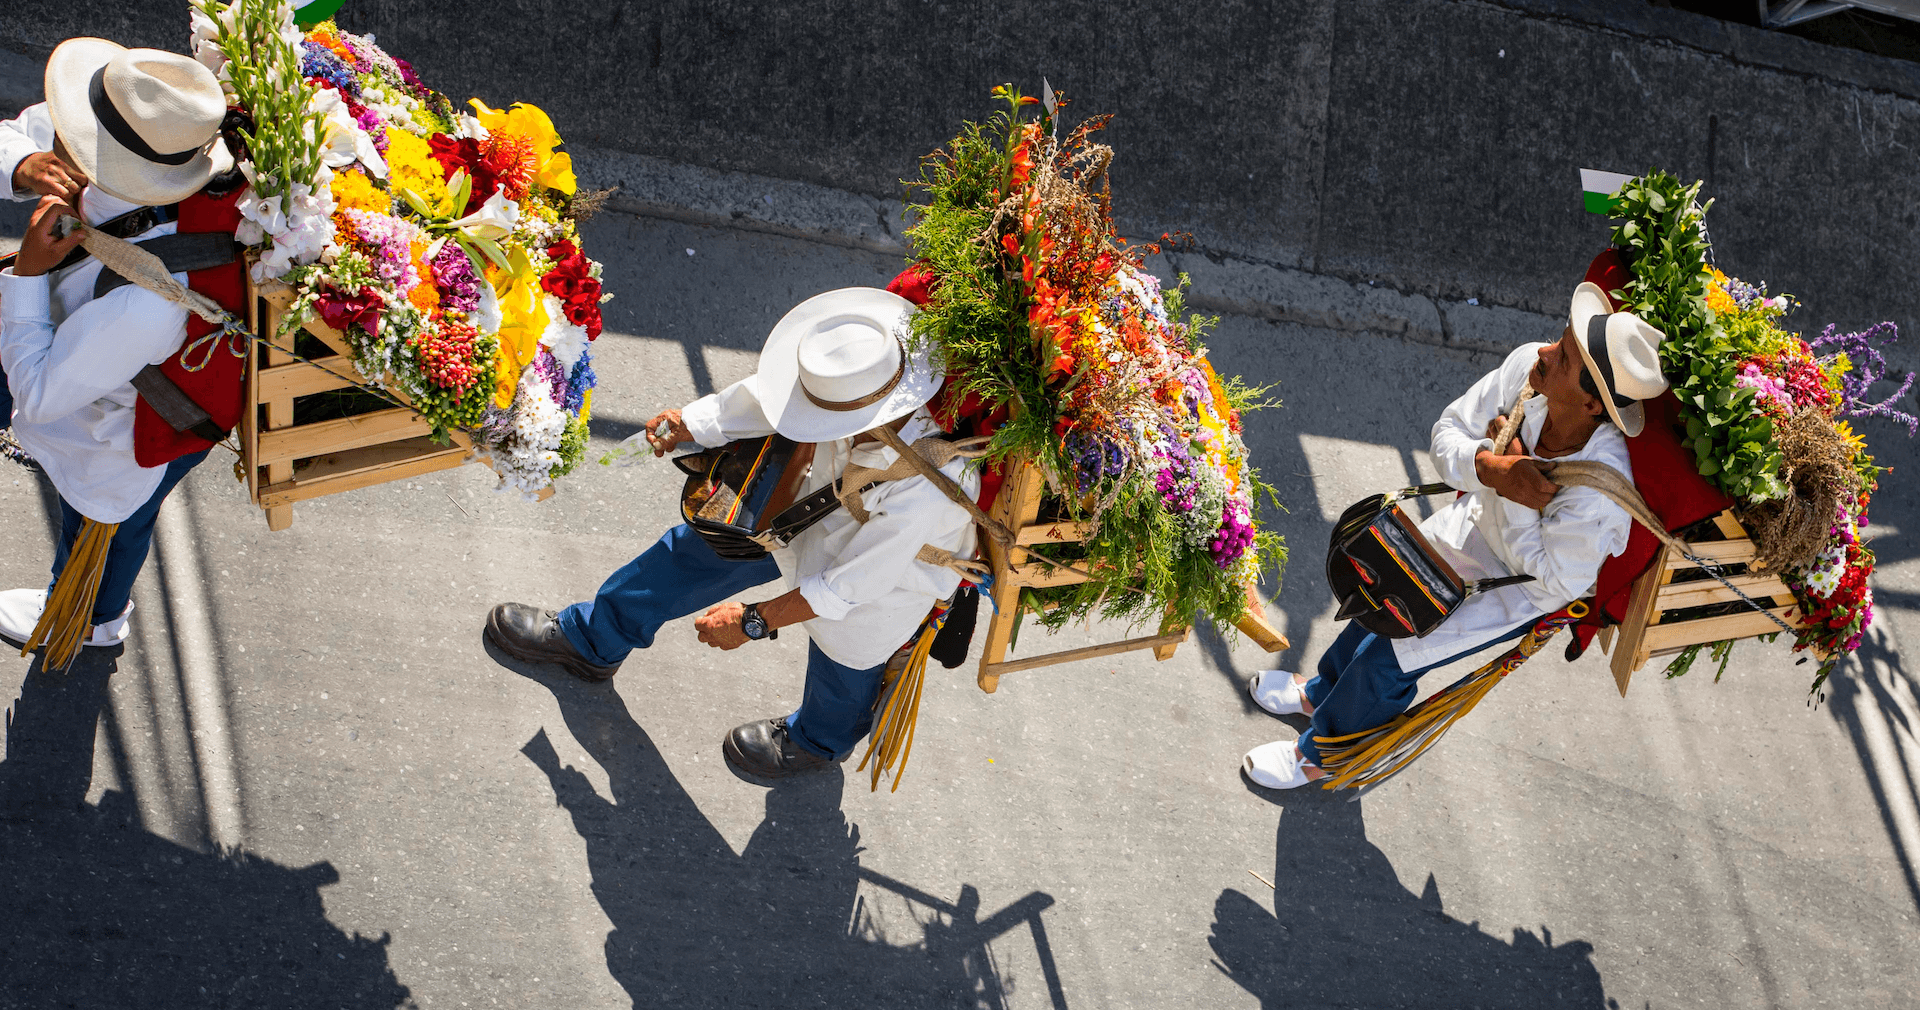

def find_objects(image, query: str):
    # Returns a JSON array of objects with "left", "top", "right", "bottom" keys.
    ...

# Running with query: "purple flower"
[
  {"left": 1209, "top": 498, "right": 1255, "bottom": 568},
  {"left": 1811, "top": 321, "right": 1919, "bottom": 435},
  {"left": 300, "top": 42, "right": 359, "bottom": 96},
  {"left": 530, "top": 349, "right": 566, "bottom": 402},
  {"left": 564, "top": 348, "right": 595, "bottom": 413},
  {"left": 431, "top": 241, "right": 481, "bottom": 315}
]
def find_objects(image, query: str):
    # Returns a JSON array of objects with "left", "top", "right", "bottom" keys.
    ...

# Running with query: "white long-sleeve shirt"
[
  {"left": 682, "top": 377, "right": 980, "bottom": 669},
  {"left": 1, "top": 105, "right": 193, "bottom": 523},
  {"left": 1393, "top": 342, "right": 1633, "bottom": 671},
  {"left": 0, "top": 102, "right": 58, "bottom": 201}
]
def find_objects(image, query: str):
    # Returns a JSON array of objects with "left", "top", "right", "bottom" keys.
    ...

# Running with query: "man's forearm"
[{"left": 758, "top": 588, "right": 817, "bottom": 630}]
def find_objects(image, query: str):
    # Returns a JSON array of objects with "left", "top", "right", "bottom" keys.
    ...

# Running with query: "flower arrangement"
[
  {"left": 190, "top": 0, "right": 606, "bottom": 498},
  {"left": 905, "top": 86, "right": 1286, "bottom": 634},
  {"left": 1607, "top": 172, "right": 1914, "bottom": 692}
]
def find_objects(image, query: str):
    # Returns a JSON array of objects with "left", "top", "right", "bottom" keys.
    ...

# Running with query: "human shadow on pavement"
[
  {"left": 505, "top": 650, "right": 1067, "bottom": 1009},
  {"left": 1826, "top": 623, "right": 1920, "bottom": 913},
  {"left": 1209, "top": 789, "right": 1606, "bottom": 1009},
  {"left": 0, "top": 647, "right": 411, "bottom": 1009}
]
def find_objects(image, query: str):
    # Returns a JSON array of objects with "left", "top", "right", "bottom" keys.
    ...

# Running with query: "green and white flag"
[{"left": 1580, "top": 169, "right": 1635, "bottom": 215}]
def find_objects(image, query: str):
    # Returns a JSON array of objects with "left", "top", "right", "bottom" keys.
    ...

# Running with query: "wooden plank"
[
  {"left": 1008, "top": 560, "right": 1092, "bottom": 589},
  {"left": 255, "top": 406, "right": 430, "bottom": 467},
  {"left": 1597, "top": 624, "right": 1616, "bottom": 655},
  {"left": 981, "top": 630, "right": 1190, "bottom": 677},
  {"left": 1656, "top": 575, "right": 1792, "bottom": 612},
  {"left": 259, "top": 442, "right": 471, "bottom": 507},
  {"left": 978, "top": 454, "right": 1042, "bottom": 693},
  {"left": 1017, "top": 521, "right": 1094, "bottom": 546},
  {"left": 1641, "top": 605, "right": 1802, "bottom": 654},
  {"left": 1611, "top": 541, "right": 1671, "bottom": 696},
  {"left": 1712, "top": 509, "right": 1747, "bottom": 539},
  {"left": 1665, "top": 539, "right": 1756, "bottom": 568},
  {"left": 263, "top": 290, "right": 295, "bottom": 531},
  {"left": 256, "top": 354, "right": 362, "bottom": 401}
]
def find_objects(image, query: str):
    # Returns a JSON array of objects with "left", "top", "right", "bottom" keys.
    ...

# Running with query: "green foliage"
[
  {"left": 551, "top": 412, "right": 591, "bottom": 478},
  {"left": 1609, "top": 172, "right": 1784, "bottom": 500}
]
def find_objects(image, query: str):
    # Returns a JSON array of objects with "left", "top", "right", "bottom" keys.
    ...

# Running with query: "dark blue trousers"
[
  {"left": 557, "top": 523, "right": 888, "bottom": 760},
  {"left": 1297, "top": 619, "right": 1531, "bottom": 766},
  {"left": 50, "top": 449, "right": 211, "bottom": 625}
]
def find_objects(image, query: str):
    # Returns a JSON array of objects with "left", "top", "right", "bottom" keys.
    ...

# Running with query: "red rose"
[
  {"left": 540, "top": 242, "right": 603, "bottom": 339},
  {"left": 427, "top": 134, "right": 498, "bottom": 213}
]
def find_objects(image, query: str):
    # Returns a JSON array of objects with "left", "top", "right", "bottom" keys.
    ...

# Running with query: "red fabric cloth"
[
  {"left": 132, "top": 189, "right": 249, "bottom": 468},
  {"left": 1565, "top": 249, "right": 1734, "bottom": 657},
  {"left": 887, "top": 263, "right": 1012, "bottom": 514}
]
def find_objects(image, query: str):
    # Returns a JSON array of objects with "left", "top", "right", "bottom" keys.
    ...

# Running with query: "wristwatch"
[{"left": 741, "top": 602, "right": 778, "bottom": 641}]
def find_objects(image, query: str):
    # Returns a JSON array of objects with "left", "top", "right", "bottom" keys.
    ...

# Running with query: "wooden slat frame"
[
  {"left": 242, "top": 276, "right": 493, "bottom": 529},
  {"left": 1605, "top": 510, "right": 1802, "bottom": 696},
  {"left": 973, "top": 449, "right": 1289, "bottom": 693}
]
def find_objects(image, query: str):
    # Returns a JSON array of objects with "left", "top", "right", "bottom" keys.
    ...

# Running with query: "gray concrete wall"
[{"left": 5, "top": 0, "right": 1918, "bottom": 341}]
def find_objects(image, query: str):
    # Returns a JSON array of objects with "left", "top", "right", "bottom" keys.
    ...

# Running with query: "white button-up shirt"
[
  {"left": 1392, "top": 342, "right": 1633, "bottom": 671},
  {"left": 1, "top": 104, "right": 191, "bottom": 523},
  {"left": 682, "top": 378, "right": 980, "bottom": 669}
]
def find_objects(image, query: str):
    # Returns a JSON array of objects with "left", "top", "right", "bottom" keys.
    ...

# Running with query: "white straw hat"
[
  {"left": 1568, "top": 281, "right": 1668, "bottom": 437},
  {"left": 749, "top": 287, "right": 941, "bottom": 442},
  {"left": 43, "top": 39, "right": 233, "bottom": 207}
]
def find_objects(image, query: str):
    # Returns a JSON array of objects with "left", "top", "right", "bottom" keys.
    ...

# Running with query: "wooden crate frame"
[
  {"left": 975, "top": 452, "right": 1289, "bottom": 692},
  {"left": 241, "top": 277, "right": 515, "bottom": 530},
  {"left": 1597, "top": 509, "right": 1805, "bottom": 695}
]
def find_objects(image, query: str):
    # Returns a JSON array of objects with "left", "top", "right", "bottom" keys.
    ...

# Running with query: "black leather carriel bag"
[
  {"left": 675, "top": 435, "right": 835, "bottom": 560},
  {"left": 1326, "top": 483, "right": 1534, "bottom": 638}
]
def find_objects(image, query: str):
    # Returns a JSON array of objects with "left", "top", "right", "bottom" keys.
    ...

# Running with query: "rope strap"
[{"left": 24, "top": 518, "right": 119, "bottom": 671}]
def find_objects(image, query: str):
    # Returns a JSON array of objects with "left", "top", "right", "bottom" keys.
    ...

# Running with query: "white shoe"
[
  {"left": 1248, "top": 669, "right": 1310, "bottom": 716},
  {"left": 1243, "top": 739, "right": 1316, "bottom": 790},
  {"left": 0, "top": 588, "right": 133, "bottom": 649}
]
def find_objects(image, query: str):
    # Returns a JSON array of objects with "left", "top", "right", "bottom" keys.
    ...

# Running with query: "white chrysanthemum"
[
  {"left": 539, "top": 294, "right": 589, "bottom": 370},
  {"left": 1802, "top": 545, "right": 1847, "bottom": 597}
]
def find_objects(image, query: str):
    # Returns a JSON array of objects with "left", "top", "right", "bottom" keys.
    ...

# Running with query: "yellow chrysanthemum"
[
  {"left": 386, "top": 129, "right": 453, "bottom": 218},
  {"left": 1705, "top": 282, "right": 1735, "bottom": 315},
  {"left": 1836, "top": 420, "right": 1867, "bottom": 455},
  {"left": 579, "top": 388, "right": 592, "bottom": 422},
  {"left": 330, "top": 169, "right": 390, "bottom": 216},
  {"left": 470, "top": 99, "right": 576, "bottom": 197},
  {"left": 408, "top": 239, "right": 440, "bottom": 316}
]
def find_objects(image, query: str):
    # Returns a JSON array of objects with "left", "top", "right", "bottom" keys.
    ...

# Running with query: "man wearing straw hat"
[
  {"left": 0, "top": 40, "right": 238, "bottom": 663},
  {"left": 1242, "top": 283, "right": 1668, "bottom": 789},
  {"left": 487, "top": 288, "right": 981, "bottom": 782}
]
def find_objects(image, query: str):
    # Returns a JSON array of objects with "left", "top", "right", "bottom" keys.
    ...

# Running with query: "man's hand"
[
  {"left": 695, "top": 602, "right": 750, "bottom": 650},
  {"left": 11, "top": 151, "right": 88, "bottom": 202},
  {"left": 643, "top": 408, "right": 693, "bottom": 457},
  {"left": 1483, "top": 414, "right": 1525, "bottom": 458},
  {"left": 11, "top": 197, "right": 85, "bottom": 277},
  {"left": 1475, "top": 450, "right": 1560, "bottom": 510}
]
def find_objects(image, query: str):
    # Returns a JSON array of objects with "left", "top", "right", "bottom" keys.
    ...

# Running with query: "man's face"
[{"left": 1531, "top": 326, "right": 1605, "bottom": 419}]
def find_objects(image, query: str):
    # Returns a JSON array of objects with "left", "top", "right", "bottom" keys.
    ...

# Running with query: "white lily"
[
  {"left": 308, "top": 90, "right": 389, "bottom": 177},
  {"left": 453, "top": 191, "right": 520, "bottom": 241}
]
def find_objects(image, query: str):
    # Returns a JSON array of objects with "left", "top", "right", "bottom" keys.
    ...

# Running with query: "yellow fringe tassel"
[
  {"left": 23, "top": 518, "right": 120, "bottom": 671},
  {"left": 1314, "top": 600, "right": 1589, "bottom": 792},
  {"left": 857, "top": 620, "right": 940, "bottom": 793}
]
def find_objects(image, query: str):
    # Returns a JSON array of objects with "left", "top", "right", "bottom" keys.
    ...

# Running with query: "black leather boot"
[
  {"left": 722, "top": 718, "right": 839, "bottom": 781},
  {"left": 485, "top": 603, "right": 621, "bottom": 682}
]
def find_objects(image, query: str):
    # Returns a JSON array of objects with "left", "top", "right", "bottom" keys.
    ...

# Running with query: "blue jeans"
[
  {"left": 557, "top": 523, "right": 889, "bottom": 760},
  {"left": 1297, "top": 619, "right": 1531, "bottom": 766},
  {"left": 49, "top": 448, "right": 212, "bottom": 625}
]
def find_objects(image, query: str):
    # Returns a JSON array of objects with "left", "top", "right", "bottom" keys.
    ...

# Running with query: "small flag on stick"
[{"left": 1581, "top": 169, "right": 1634, "bottom": 215}]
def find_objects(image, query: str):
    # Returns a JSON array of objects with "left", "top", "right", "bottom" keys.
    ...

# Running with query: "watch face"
[{"left": 743, "top": 610, "right": 768, "bottom": 639}]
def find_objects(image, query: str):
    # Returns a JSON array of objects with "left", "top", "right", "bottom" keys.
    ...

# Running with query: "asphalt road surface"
[{"left": 2, "top": 197, "right": 1918, "bottom": 1009}]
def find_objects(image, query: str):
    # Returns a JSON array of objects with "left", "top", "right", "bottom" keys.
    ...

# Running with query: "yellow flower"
[
  {"left": 469, "top": 99, "right": 576, "bottom": 197},
  {"left": 385, "top": 129, "right": 454, "bottom": 218},
  {"left": 1705, "top": 283, "right": 1735, "bottom": 315},
  {"left": 408, "top": 238, "right": 440, "bottom": 316},
  {"left": 489, "top": 252, "right": 548, "bottom": 407},
  {"left": 1836, "top": 421, "right": 1867, "bottom": 456},
  {"left": 330, "top": 169, "right": 390, "bottom": 216},
  {"left": 579, "top": 388, "right": 592, "bottom": 422}
]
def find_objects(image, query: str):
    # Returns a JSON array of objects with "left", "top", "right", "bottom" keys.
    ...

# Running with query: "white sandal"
[
  {"left": 1248, "top": 669, "right": 1311, "bottom": 716},
  {"left": 1243, "top": 739, "right": 1316, "bottom": 789}
]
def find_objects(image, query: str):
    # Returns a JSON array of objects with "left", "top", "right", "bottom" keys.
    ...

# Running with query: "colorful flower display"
[
  {"left": 1608, "top": 173, "right": 1913, "bottom": 691},
  {"left": 190, "top": 0, "right": 605, "bottom": 498},
  {"left": 907, "top": 87, "right": 1285, "bottom": 634}
]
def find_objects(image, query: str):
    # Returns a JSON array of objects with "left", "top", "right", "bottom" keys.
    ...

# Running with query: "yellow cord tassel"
[
  {"left": 1314, "top": 601, "right": 1589, "bottom": 792},
  {"left": 857, "top": 620, "right": 940, "bottom": 793},
  {"left": 23, "top": 518, "right": 120, "bottom": 671}
]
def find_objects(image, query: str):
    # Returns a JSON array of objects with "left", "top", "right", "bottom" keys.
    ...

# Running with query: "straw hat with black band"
[
  {"left": 42, "top": 39, "right": 232, "bottom": 208},
  {"left": 750, "top": 287, "right": 942, "bottom": 443},
  {"left": 1567, "top": 281, "right": 1668, "bottom": 437}
]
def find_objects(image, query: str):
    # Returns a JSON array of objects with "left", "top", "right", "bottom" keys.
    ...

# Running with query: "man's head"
[
  {"left": 1535, "top": 282, "right": 1670, "bottom": 437},
  {"left": 43, "top": 39, "right": 231, "bottom": 206}
]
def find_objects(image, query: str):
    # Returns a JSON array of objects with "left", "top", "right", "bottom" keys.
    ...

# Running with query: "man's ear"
[{"left": 1584, "top": 392, "right": 1606, "bottom": 418}]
